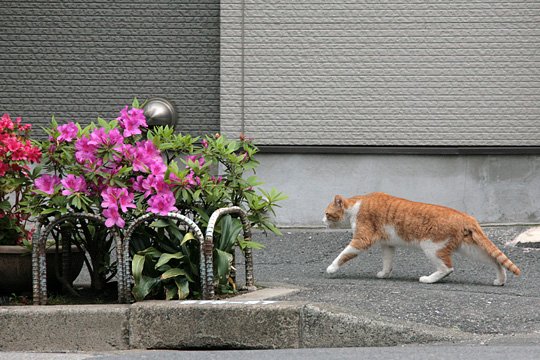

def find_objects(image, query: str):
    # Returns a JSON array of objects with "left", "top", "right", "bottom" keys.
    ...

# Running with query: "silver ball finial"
[{"left": 143, "top": 98, "right": 178, "bottom": 128}]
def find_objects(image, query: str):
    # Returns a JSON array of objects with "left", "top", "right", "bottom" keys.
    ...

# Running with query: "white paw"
[
  {"left": 377, "top": 271, "right": 391, "bottom": 279},
  {"left": 493, "top": 279, "right": 505, "bottom": 286},
  {"left": 326, "top": 264, "right": 339, "bottom": 274},
  {"left": 419, "top": 275, "right": 435, "bottom": 284}
]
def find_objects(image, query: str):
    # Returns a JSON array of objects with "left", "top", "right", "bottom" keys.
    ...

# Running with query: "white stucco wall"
[{"left": 255, "top": 154, "right": 540, "bottom": 227}]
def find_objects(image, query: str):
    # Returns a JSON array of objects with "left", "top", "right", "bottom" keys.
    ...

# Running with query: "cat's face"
[{"left": 323, "top": 195, "right": 346, "bottom": 228}]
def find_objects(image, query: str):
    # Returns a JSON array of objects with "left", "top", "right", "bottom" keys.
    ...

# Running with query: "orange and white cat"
[{"left": 323, "top": 192, "right": 520, "bottom": 286}]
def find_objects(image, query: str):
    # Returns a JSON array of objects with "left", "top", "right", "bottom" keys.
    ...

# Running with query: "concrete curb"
[
  {"left": 0, "top": 304, "right": 130, "bottom": 352},
  {"left": 0, "top": 295, "right": 472, "bottom": 352}
]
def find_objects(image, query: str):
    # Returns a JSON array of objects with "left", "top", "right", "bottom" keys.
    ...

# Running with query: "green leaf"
[
  {"left": 175, "top": 278, "right": 190, "bottom": 300},
  {"left": 227, "top": 141, "right": 240, "bottom": 153},
  {"left": 150, "top": 219, "right": 169, "bottom": 228},
  {"left": 97, "top": 117, "right": 109, "bottom": 128},
  {"left": 214, "top": 248, "right": 233, "bottom": 282},
  {"left": 164, "top": 284, "right": 177, "bottom": 300},
  {"left": 262, "top": 221, "right": 283, "bottom": 236},
  {"left": 132, "top": 275, "right": 160, "bottom": 301},
  {"left": 165, "top": 223, "right": 183, "bottom": 242},
  {"left": 246, "top": 176, "right": 263, "bottom": 187},
  {"left": 161, "top": 268, "right": 187, "bottom": 280},
  {"left": 131, "top": 254, "right": 145, "bottom": 285},
  {"left": 181, "top": 232, "right": 195, "bottom": 245},
  {"left": 138, "top": 246, "right": 162, "bottom": 259},
  {"left": 155, "top": 252, "right": 184, "bottom": 269},
  {"left": 216, "top": 215, "right": 242, "bottom": 252},
  {"left": 71, "top": 196, "right": 82, "bottom": 209},
  {"left": 238, "top": 239, "right": 265, "bottom": 250},
  {"left": 0, "top": 201, "right": 11, "bottom": 211},
  {"left": 193, "top": 208, "right": 210, "bottom": 224},
  {"left": 261, "top": 188, "right": 288, "bottom": 203}
]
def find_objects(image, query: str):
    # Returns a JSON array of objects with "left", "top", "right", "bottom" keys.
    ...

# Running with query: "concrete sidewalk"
[
  {"left": 253, "top": 226, "right": 540, "bottom": 341},
  {"left": 0, "top": 226, "right": 539, "bottom": 351}
]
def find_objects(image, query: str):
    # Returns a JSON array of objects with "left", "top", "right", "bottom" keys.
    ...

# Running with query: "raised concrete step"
[{"left": 0, "top": 299, "right": 469, "bottom": 352}]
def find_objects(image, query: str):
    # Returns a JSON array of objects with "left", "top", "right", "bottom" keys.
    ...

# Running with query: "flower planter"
[{"left": 0, "top": 245, "right": 84, "bottom": 295}]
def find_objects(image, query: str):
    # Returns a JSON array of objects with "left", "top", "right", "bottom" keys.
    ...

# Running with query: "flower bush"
[
  {"left": 26, "top": 99, "right": 286, "bottom": 300},
  {"left": 25, "top": 100, "right": 175, "bottom": 290},
  {"left": 130, "top": 129, "right": 287, "bottom": 300},
  {"left": 0, "top": 114, "right": 41, "bottom": 245}
]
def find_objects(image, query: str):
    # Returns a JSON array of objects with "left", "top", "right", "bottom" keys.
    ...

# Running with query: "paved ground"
[
  {"left": 3, "top": 346, "right": 540, "bottom": 360},
  {"left": 1, "top": 226, "right": 539, "bottom": 358},
  {"left": 251, "top": 226, "right": 540, "bottom": 338}
]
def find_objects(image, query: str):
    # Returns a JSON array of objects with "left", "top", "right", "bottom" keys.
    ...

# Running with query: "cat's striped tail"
[{"left": 470, "top": 224, "right": 521, "bottom": 276}]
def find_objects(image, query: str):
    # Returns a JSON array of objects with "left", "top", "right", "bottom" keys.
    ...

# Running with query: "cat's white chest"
[{"left": 347, "top": 202, "right": 361, "bottom": 232}]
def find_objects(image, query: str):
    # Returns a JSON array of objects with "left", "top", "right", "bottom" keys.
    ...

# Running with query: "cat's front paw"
[
  {"left": 326, "top": 263, "right": 339, "bottom": 274},
  {"left": 376, "top": 271, "right": 392, "bottom": 279},
  {"left": 493, "top": 279, "right": 505, "bottom": 286}
]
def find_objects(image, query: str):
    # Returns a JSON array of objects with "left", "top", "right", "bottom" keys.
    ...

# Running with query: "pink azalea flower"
[
  {"left": 201, "top": 139, "right": 209, "bottom": 148},
  {"left": 0, "top": 114, "right": 14, "bottom": 130},
  {"left": 107, "top": 128, "right": 124, "bottom": 147},
  {"left": 9, "top": 115, "right": 31, "bottom": 132},
  {"left": 101, "top": 187, "right": 120, "bottom": 208},
  {"left": 4, "top": 136, "right": 22, "bottom": 152},
  {"left": 87, "top": 128, "right": 103, "bottom": 146},
  {"left": 122, "top": 141, "right": 163, "bottom": 174},
  {"left": 57, "top": 122, "right": 78, "bottom": 142},
  {"left": 140, "top": 175, "right": 169, "bottom": 197},
  {"left": 137, "top": 140, "right": 160, "bottom": 159},
  {"left": 103, "top": 205, "right": 125, "bottom": 228},
  {"left": 88, "top": 127, "right": 124, "bottom": 148},
  {"left": 101, "top": 187, "right": 136, "bottom": 213},
  {"left": 0, "top": 163, "right": 9, "bottom": 177},
  {"left": 168, "top": 173, "right": 182, "bottom": 184},
  {"left": 35, "top": 174, "right": 61, "bottom": 195},
  {"left": 184, "top": 171, "right": 200, "bottom": 188},
  {"left": 147, "top": 191, "right": 177, "bottom": 216},
  {"left": 22, "top": 144, "right": 42, "bottom": 163},
  {"left": 61, "top": 174, "right": 87, "bottom": 196},
  {"left": 148, "top": 160, "right": 167, "bottom": 176},
  {"left": 131, "top": 175, "right": 146, "bottom": 193},
  {"left": 185, "top": 155, "right": 205, "bottom": 168},
  {"left": 117, "top": 106, "right": 147, "bottom": 137},
  {"left": 75, "top": 136, "right": 98, "bottom": 164},
  {"left": 118, "top": 191, "right": 136, "bottom": 213},
  {"left": 137, "top": 141, "right": 164, "bottom": 173}
]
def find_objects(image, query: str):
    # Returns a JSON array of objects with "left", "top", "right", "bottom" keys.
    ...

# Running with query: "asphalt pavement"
[
  {"left": 251, "top": 226, "right": 540, "bottom": 339},
  {"left": 2, "top": 346, "right": 540, "bottom": 360},
  {"left": 1, "top": 225, "right": 539, "bottom": 358}
]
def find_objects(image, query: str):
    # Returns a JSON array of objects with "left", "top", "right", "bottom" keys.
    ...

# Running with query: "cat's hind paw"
[
  {"left": 419, "top": 275, "right": 435, "bottom": 283},
  {"left": 376, "top": 271, "right": 392, "bottom": 279},
  {"left": 493, "top": 279, "right": 505, "bottom": 286},
  {"left": 326, "top": 264, "right": 339, "bottom": 274},
  {"left": 419, "top": 268, "right": 454, "bottom": 284}
]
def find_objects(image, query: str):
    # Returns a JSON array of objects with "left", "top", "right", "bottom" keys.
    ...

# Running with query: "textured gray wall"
[
  {"left": 221, "top": 0, "right": 540, "bottom": 146},
  {"left": 255, "top": 154, "right": 540, "bottom": 226},
  {"left": 0, "top": 0, "right": 219, "bottom": 136}
]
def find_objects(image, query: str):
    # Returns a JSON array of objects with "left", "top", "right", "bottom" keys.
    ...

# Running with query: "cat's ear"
[{"left": 334, "top": 195, "right": 344, "bottom": 207}]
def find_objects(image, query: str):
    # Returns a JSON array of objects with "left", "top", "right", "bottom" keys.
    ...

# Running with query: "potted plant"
[{"left": 0, "top": 113, "right": 84, "bottom": 294}]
